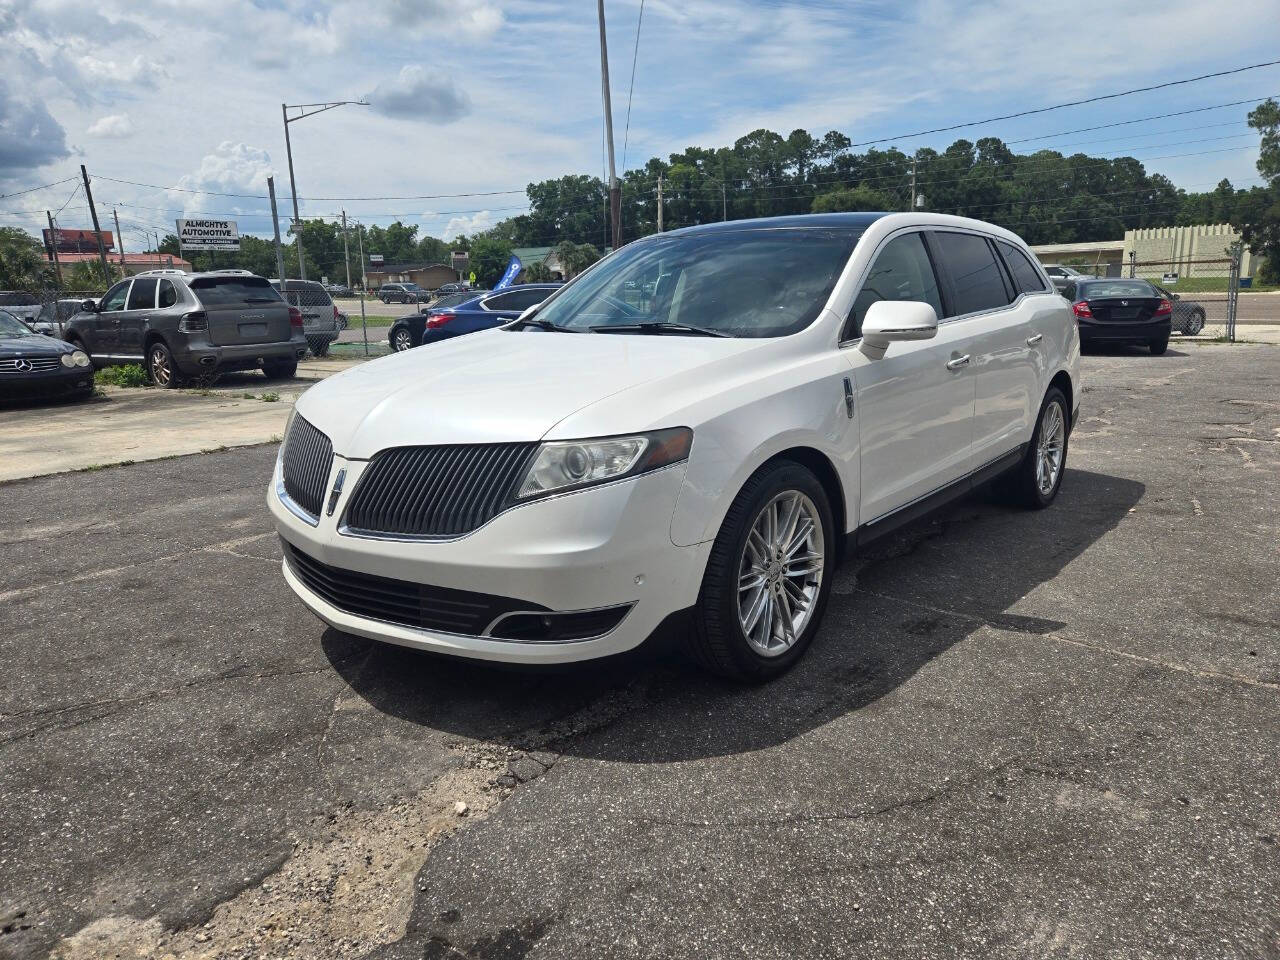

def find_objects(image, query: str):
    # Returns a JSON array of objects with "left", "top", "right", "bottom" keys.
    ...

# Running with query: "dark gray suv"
[{"left": 63, "top": 269, "right": 307, "bottom": 387}]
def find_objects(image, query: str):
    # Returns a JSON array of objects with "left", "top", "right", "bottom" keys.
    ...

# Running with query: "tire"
[
  {"left": 307, "top": 336, "right": 331, "bottom": 357},
  {"left": 390, "top": 325, "right": 414, "bottom": 352},
  {"left": 686, "top": 461, "right": 836, "bottom": 681},
  {"left": 262, "top": 359, "right": 297, "bottom": 380},
  {"left": 146, "top": 340, "right": 180, "bottom": 389},
  {"left": 1002, "top": 386, "right": 1069, "bottom": 509},
  {"left": 1184, "top": 310, "right": 1205, "bottom": 337},
  {"left": 1149, "top": 336, "right": 1169, "bottom": 355}
]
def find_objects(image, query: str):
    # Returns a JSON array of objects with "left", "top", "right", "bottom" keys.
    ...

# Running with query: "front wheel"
[
  {"left": 1182, "top": 311, "right": 1205, "bottom": 336},
  {"left": 390, "top": 325, "right": 414, "bottom": 352},
  {"left": 686, "top": 461, "right": 835, "bottom": 681}
]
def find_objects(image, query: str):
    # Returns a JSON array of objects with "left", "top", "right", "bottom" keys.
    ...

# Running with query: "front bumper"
[
  {"left": 0, "top": 367, "right": 94, "bottom": 400},
  {"left": 1078, "top": 318, "right": 1171, "bottom": 343},
  {"left": 269, "top": 456, "right": 711, "bottom": 664}
]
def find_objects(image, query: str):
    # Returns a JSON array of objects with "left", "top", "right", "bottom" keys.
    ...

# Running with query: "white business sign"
[{"left": 176, "top": 218, "right": 241, "bottom": 251}]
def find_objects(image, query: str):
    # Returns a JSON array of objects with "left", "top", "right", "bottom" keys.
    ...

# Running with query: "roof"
[
  {"left": 667, "top": 212, "right": 890, "bottom": 236},
  {"left": 51, "top": 252, "right": 195, "bottom": 269}
]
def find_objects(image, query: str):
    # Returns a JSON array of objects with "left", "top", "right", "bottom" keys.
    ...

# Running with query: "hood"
[
  {"left": 296, "top": 327, "right": 767, "bottom": 459},
  {"left": 0, "top": 334, "right": 72, "bottom": 356}
]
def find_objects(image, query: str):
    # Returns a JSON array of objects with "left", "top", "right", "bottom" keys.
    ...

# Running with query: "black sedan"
[
  {"left": 386, "top": 292, "right": 480, "bottom": 352},
  {"left": 1153, "top": 285, "right": 1207, "bottom": 336},
  {"left": 1063, "top": 279, "right": 1173, "bottom": 355},
  {"left": 0, "top": 309, "right": 95, "bottom": 401}
]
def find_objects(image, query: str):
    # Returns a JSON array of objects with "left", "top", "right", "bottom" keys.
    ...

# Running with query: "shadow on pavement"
[{"left": 323, "top": 468, "right": 1144, "bottom": 763}]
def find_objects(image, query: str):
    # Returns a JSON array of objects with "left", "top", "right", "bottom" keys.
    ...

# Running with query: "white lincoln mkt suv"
[{"left": 270, "top": 213, "right": 1080, "bottom": 680}]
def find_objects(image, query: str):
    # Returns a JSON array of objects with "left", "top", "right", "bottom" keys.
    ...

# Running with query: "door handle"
[
  {"left": 1026, "top": 333, "right": 1043, "bottom": 345},
  {"left": 946, "top": 355, "right": 970, "bottom": 370}
]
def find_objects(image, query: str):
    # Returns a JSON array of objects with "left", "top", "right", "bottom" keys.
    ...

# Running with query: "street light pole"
[{"left": 281, "top": 99, "right": 369, "bottom": 281}]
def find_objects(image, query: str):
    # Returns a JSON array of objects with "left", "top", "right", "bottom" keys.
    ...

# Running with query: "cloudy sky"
[{"left": 0, "top": 0, "right": 1276, "bottom": 248}]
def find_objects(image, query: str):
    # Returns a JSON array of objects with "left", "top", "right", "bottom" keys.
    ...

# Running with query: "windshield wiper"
[
  {"left": 589, "top": 322, "right": 729, "bottom": 338},
  {"left": 509, "top": 316, "right": 575, "bottom": 333}
]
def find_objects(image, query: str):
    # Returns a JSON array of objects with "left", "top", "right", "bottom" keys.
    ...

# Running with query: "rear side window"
[
  {"left": 486, "top": 288, "right": 547, "bottom": 311},
  {"left": 932, "top": 232, "right": 1014, "bottom": 317},
  {"left": 847, "top": 232, "right": 943, "bottom": 340},
  {"left": 127, "top": 278, "right": 157, "bottom": 310},
  {"left": 189, "top": 276, "right": 280, "bottom": 306},
  {"left": 158, "top": 279, "right": 178, "bottom": 308},
  {"left": 997, "top": 241, "right": 1050, "bottom": 295}
]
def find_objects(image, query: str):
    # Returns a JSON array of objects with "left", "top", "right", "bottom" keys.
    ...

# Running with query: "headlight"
[
  {"left": 61, "top": 351, "right": 90, "bottom": 367},
  {"left": 516, "top": 427, "right": 692, "bottom": 500}
]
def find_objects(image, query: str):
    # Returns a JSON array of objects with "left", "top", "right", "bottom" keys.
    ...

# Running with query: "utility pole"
[
  {"left": 80, "top": 165, "right": 111, "bottom": 283},
  {"left": 340, "top": 210, "right": 352, "bottom": 290},
  {"left": 657, "top": 175, "right": 664, "bottom": 232},
  {"left": 354, "top": 222, "right": 369, "bottom": 357},
  {"left": 267, "top": 176, "right": 287, "bottom": 282},
  {"left": 112, "top": 208, "right": 125, "bottom": 274},
  {"left": 597, "top": 0, "right": 622, "bottom": 250},
  {"left": 45, "top": 211, "right": 63, "bottom": 285},
  {"left": 909, "top": 157, "right": 917, "bottom": 212},
  {"left": 282, "top": 103, "right": 307, "bottom": 280}
]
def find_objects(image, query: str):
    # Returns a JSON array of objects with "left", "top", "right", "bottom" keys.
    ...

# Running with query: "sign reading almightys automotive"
[{"left": 175, "top": 218, "right": 241, "bottom": 251}]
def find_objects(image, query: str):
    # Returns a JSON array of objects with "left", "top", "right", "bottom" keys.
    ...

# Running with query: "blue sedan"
[{"left": 392, "top": 284, "right": 562, "bottom": 350}]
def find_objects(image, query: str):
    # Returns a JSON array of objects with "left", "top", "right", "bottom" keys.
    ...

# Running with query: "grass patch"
[
  {"left": 1139, "top": 276, "right": 1280, "bottom": 293},
  {"left": 94, "top": 364, "right": 149, "bottom": 388},
  {"left": 259, "top": 391, "right": 280, "bottom": 402}
]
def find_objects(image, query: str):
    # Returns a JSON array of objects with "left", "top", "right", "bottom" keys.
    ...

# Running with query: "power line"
[
  {"left": 92, "top": 175, "right": 529, "bottom": 202},
  {"left": 1005, "top": 95, "right": 1276, "bottom": 145},
  {"left": 843, "top": 61, "right": 1280, "bottom": 148},
  {"left": 0, "top": 176, "right": 78, "bottom": 201},
  {"left": 620, "top": 0, "right": 645, "bottom": 173}
]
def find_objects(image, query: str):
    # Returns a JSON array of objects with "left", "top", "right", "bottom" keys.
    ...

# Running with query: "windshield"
[
  {"left": 0, "top": 310, "right": 33, "bottom": 337},
  {"left": 534, "top": 228, "right": 859, "bottom": 337},
  {"left": 1079, "top": 281, "right": 1155, "bottom": 299}
]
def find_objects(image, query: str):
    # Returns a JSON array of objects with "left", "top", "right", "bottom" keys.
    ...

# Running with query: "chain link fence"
[{"left": 1127, "top": 253, "right": 1239, "bottom": 341}]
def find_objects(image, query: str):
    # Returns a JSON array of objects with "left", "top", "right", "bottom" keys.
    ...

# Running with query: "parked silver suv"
[
  {"left": 270, "top": 279, "right": 342, "bottom": 357},
  {"left": 62, "top": 269, "right": 307, "bottom": 387}
]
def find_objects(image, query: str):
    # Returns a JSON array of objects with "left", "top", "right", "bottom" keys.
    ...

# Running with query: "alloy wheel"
[
  {"left": 736, "top": 490, "right": 825, "bottom": 657},
  {"left": 393, "top": 328, "right": 412, "bottom": 351},
  {"left": 1036, "top": 400, "right": 1065, "bottom": 495},
  {"left": 149, "top": 346, "right": 172, "bottom": 387}
]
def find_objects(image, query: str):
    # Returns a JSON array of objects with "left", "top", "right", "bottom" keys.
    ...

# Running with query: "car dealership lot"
[{"left": 1, "top": 346, "right": 1277, "bottom": 959}]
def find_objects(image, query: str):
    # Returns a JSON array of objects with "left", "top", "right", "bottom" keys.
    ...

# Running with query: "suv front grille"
[
  {"left": 344, "top": 442, "right": 539, "bottom": 538},
  {"left": 283, "top": 540, "right": 545, "bottom": 635},
  {"left": 281, "top": 416, "right": 333, "bottom": 519}
]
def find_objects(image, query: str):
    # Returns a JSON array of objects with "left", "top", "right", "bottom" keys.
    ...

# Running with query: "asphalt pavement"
[{"left": 1, "top": 344, "right": 1277, "bottom": 959}]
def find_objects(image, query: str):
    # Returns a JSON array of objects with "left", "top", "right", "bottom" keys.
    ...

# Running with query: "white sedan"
[{"left": 269, "top": 212, "right": 1079, "bottom": 680}]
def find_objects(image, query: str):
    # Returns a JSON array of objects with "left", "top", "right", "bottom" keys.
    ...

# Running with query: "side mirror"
[
  {"left": 81, "top": 299, "right": 98, "bottom": 313},
  {"left": 859, "top": 300, "right": 938, "bottom": 359}
]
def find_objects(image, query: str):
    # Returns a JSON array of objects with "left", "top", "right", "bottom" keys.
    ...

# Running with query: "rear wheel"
[
  {"left": 390, "top": 325, "right": 414, "bottom": 352},
  {"left": 262, "top": 359, "right": 297, "bottom": 380},
  {"left": 1183, "top": 310, "right": 1205, "bottom": 336},
  {"left": 1002, "top": 387, "right": 1069, "bottom": 509},
  {"left": 147, "top": 341, "right": 179, "bottom": 389},
  {"left": 307, "top": 336, "right": 331, "bottom": 357},
  {"left": 1150, "top": 336, "right": 1169, "bottom": 355},
  {"left": 686, "top": 461, "right": 835, "bottom": 681}
]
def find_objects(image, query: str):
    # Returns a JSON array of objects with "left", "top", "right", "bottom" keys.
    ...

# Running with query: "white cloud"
[
  {"left": 87, "top": 113, "right": 134, "bottom": 137},
  {"left": 367, "top": 66, "right": 469, "bottom": 123},
  {"left": 439, "top": 211, "right": 494, "bottom": 241},
  {"left": 167, "top": 141, "right": 276, "bottom": 217}
]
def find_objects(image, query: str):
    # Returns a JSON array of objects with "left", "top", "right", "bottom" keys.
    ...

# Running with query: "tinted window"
[
  {"left": 189, "top": 276, "right": 280, "bottom": 306},
  {"left": 933, "top": 232, "right": 1013, "bottom": 316},
  {"left": 1078, "top": 280, "right": 1157, "bottom": 299},
  {"left": 0, "top": 311, "right": 33, "bottom": 336},
  {"left": 536, "top": 229, "right": 860, "bottom": 337},
  {"left": 158, "top": 279, "right": 178, "bottom": 308},
  {"left": 127, "top": 278, "right": 157, "bottom": 310},
  {"left": 487, "top": 288, "right": 548, "bottom": 311},
  {"left": 100, "top": 282, "right": 130, "bottom": 312},
  {"left": 847, "top": 232, "right": 943, "bottom": 339},
  {"left": 997, "top": 241, "right": 1049, "bottom": 295}
]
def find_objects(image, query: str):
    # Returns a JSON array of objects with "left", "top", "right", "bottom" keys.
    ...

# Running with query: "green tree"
[
  {"left": 522, "top": 260, "right": 555, "bottom": 282},
  {"left": 1232, "top": 98, "right": 1280, "bottom": 282},
  {"left": 468, "top": 233, "right": 512, "bottom": 287},
  {"left": 554, "top": 241, "right": 601, "bottom": 278},
  {"left": 0, "top": 227, "right": 56, "bottom": 290},
  {"left": 812, "top": 185, "right": 899, "bottom": 213}
]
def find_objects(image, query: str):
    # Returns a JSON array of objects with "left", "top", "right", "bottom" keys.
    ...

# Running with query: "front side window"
[
  {"left": 932, "top": 232, "right": 1013, "bottom": 317},
  {"left": 127, "top": 278, "right": 157, "bottom": 310},
  {"left": 100, "top": 282, "right": 130, "bottom": 312},
  {"left": 533, "top": 228, "right": 860, "bottom": 337},
  {"left": 997, "top": 240, "right": 1050, "bottom": 295},
  {"left": 846, "top": 232, "right": 943, "bottom": 340}
]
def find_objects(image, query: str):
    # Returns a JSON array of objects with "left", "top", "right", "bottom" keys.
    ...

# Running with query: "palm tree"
[{"left": 0, "top": 228, "right": 56, "bottom": 290}]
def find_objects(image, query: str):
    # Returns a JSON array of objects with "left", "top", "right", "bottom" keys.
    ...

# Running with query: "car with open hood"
[{"left": 269, "top": 213, "right": 1080, "bottom": 680}]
